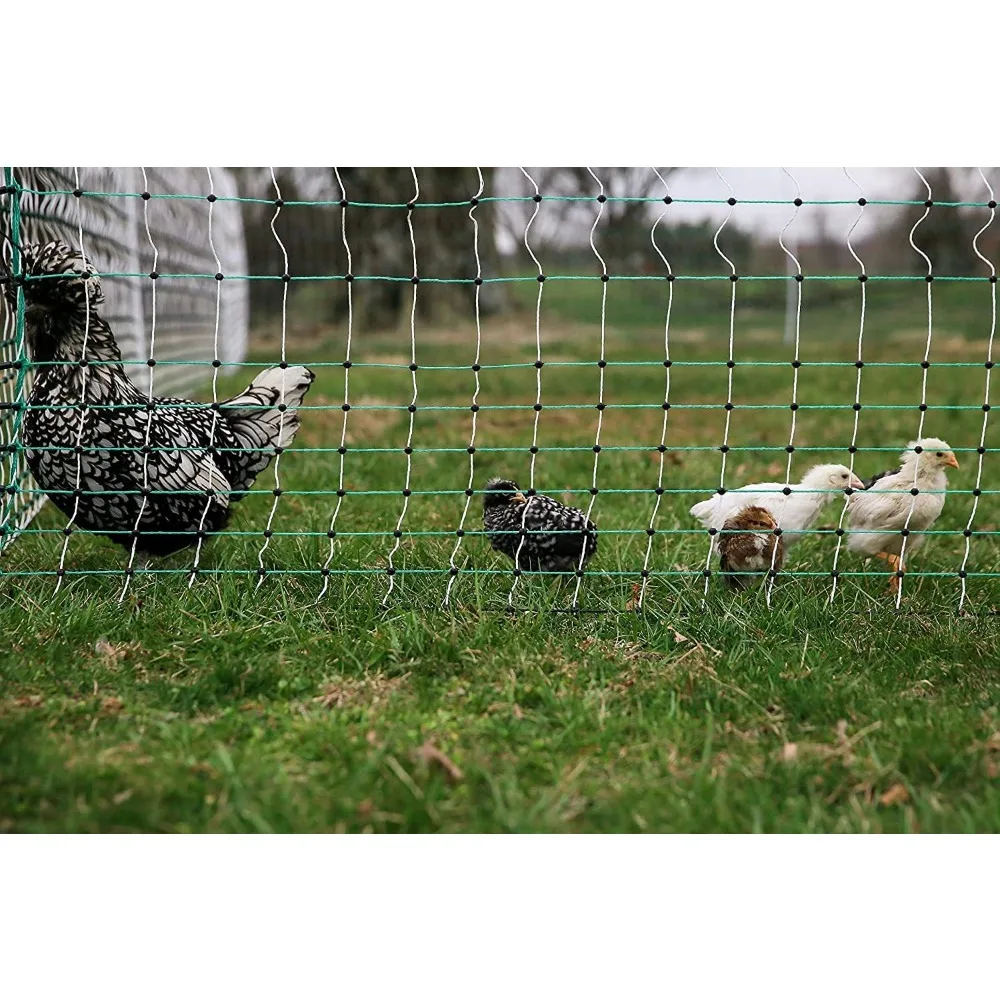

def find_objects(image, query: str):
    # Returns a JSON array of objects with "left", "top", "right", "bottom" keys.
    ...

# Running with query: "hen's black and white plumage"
[
  {"left": 482, "top": 477, "right": 597, "bottom": 573},
  {"left": 2, "top": 241, "right": 315, "bottom": 556}
]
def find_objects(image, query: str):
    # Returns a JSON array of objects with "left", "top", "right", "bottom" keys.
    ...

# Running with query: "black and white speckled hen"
[
  {"left": 1, "top": 241, "right": 315, "bottom": 556},
  {"left": 482, "top": 477, "right": 597, "bottom": 573}
]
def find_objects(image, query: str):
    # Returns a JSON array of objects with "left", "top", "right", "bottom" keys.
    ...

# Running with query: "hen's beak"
[
  {"left": 849, "top": 474, "right": 866, "bottom": 490},
  {"left": 945, "top": 453, "right": 960, "bottom": 470},
  {"left": 512, "top": 492, "right": 527, "bottom": 504}
]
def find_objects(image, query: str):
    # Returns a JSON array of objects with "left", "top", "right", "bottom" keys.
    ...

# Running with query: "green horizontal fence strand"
[
  {"left": 8, "top": 402, "right": 996, "bottom": 413},
  {"left": 7, "top": 488, "right": 997, "bottom": 497},
  {"left": 10, "top": 527, "right": 997, "bottom": 537},
  {"left": 3, "top": 175, "right": 998, "bottom": 600},
  {"left": 0, "top": 567, "right": 993, "bottom": 579},
  {"left": 19, "top": 272, "right": 1000, "bottom": 283},
  {"left": 15, "top": 359, "right": 999, "bottom": 369},
  {"left": 16, "top": 187, "right": 1000, "bottom": 209},
  {"left": 12, "top": 444, "right": 993, "bottom": 455}
]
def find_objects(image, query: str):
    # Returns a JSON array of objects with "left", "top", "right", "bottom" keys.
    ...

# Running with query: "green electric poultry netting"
[{"left": 0, "top": 166, "right": 997, "bottom": 612}]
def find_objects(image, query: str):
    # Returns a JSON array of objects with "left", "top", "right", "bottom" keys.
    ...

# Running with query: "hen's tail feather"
[
  {"left": 689, "top": 498, "right": 716, "bottom": 523},
  {"left": 221, "top": 365, "right": 314, "bottom": 417},
  {"left": 218, "top": 365, "right": 316, "bottom": 493}
]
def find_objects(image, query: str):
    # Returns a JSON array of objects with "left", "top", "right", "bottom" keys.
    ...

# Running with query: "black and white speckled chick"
[
  {"left": 2, "top": 241, "right": 315, "bottom": 556},
  {"left": 482, "top": 477, "right": 597, "bottom": 573}
]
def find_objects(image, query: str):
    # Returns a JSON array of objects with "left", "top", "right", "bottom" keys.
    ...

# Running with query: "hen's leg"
[{"left": 882, "top": 553, "right": 901, "bottom": 594}]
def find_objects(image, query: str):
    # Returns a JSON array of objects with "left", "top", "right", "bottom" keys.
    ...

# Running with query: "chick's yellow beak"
[{"left": 945, "top": 453, "right": 960, "bottom": 470}]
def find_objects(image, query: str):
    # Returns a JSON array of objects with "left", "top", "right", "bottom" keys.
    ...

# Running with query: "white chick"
[
  {"left": 847, "top": 437, "right": 959, "bottom": 592},
  {"left": 690, "top": 463, "right": 865, "bottom": 554}
]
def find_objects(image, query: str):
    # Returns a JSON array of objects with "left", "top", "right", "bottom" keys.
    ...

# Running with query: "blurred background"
[{"left": 235, "top": 166, "right": 1000, "bottom": 333}]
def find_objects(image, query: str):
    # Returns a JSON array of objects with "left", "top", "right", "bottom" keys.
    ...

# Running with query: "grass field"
[{"left": 1, "top": 274, "right": 999, "bottom": 832}]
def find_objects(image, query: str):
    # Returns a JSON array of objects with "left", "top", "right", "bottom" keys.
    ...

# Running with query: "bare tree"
[
  {"left": 494, "top": 167, "right": 680, "bottom": 269},
  {"left": 235, "top": 167, "right": 501, "bottom": 330},
  {"left": 237, "top": 167, "right": 686, "bottom": 329}
]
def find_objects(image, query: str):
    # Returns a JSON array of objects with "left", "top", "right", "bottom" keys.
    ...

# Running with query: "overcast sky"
[
  {"left": 663, "top": 167, "right": 909, "bottom": 235},
  {"left": 278, "top": 166, "right": 997, "bottom": 253},
  {"left": 490, "top": 167, "right": 999, "bottom": 255},
  {"left": 646, "top": 166, "right": 997, "bottom": 241}
]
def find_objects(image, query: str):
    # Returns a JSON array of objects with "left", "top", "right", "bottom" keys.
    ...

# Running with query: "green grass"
[{"left": 1, "top": 277, "right": 999, "bottom": 832}]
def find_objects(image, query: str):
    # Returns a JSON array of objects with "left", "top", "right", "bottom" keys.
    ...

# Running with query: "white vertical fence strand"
[
  {"left": 119, "top": 167, "right": 159, "bottom": 600},
  {"left": 895, "top": 167, "right": 935, "bottom": 608},
  {"left": 958, "top": 169, "right": 997, "bottom": 611},
  {"left": 53, "top": 167, "right": 93, "bottom": 594},
  {"left": 828, "top": 168, "right": 869, "bottom": 604},
  {"left": 765, "top": 168, "right": 804, "bottom": 607},
  {"left": 507, "top": 167, "right": 544, "bottom": 609},
  {"left": 637, "top": 167, "right": 674, "bottom": 611},
  {"left": 383, "top": 168, "right": 421, "bottom": 606},
  {"left": 701, "top": 169, "right": 738, "bottom": 600},
  {"left": 443, "top": 167, "right": 486, "bottom": 608},
  {"left": 255, "top": 167, "right": 291, "bottom": 587},
  {"left": 568, "top": 167, "right": 608, "bottom": 611},
  {"left": 187, "top": 167, "right": 225, "bottom": 586},
  {"left": 213, "top": 169, "right": 250, "bottom": 371},
  {"left": 318, "top": 167, "right": 353, "bottom": 601}
]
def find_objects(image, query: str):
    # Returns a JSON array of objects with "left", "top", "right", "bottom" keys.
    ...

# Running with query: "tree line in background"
[{"left": 232, "top": 167, "right": 1000, "bottom": 330}]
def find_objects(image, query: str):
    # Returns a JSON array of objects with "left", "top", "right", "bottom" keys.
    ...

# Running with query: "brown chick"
[{"left": 717, "top": 505, "right": 784, "bottom": 591}]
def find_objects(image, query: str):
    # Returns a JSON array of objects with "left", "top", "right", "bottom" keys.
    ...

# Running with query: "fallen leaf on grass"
[
  {"left": 313, "top": 672, "right": 408, "bottom": 710},
  {"left": 781, "top": 742, "right": 799, "bottom": 763},
  {"left": 412, "top": 741, "right": 463, "bottom": 783},
  {"left": 625, "top": 583, "right": 642, "bottom": 612},
  {"left": 100, "top": 697, "right": 124, "bottom": 714},
  {"left": 879, "top": 783, "right": 910, "bottom": 807},
  {"left": 901, "top": 679, "right": 935, "bottom": 699},
  {"left": 668, "top": 628, "right": 723, "bottom": 660},
  {"left": 94, "top": 638, "right": 139, "bottom": 667},
  {"left": 485, "top": 702, "right": 525, "bottom": 720},
  {"left": 13, "top": 695, "right": 44, "bottom": 708}
]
